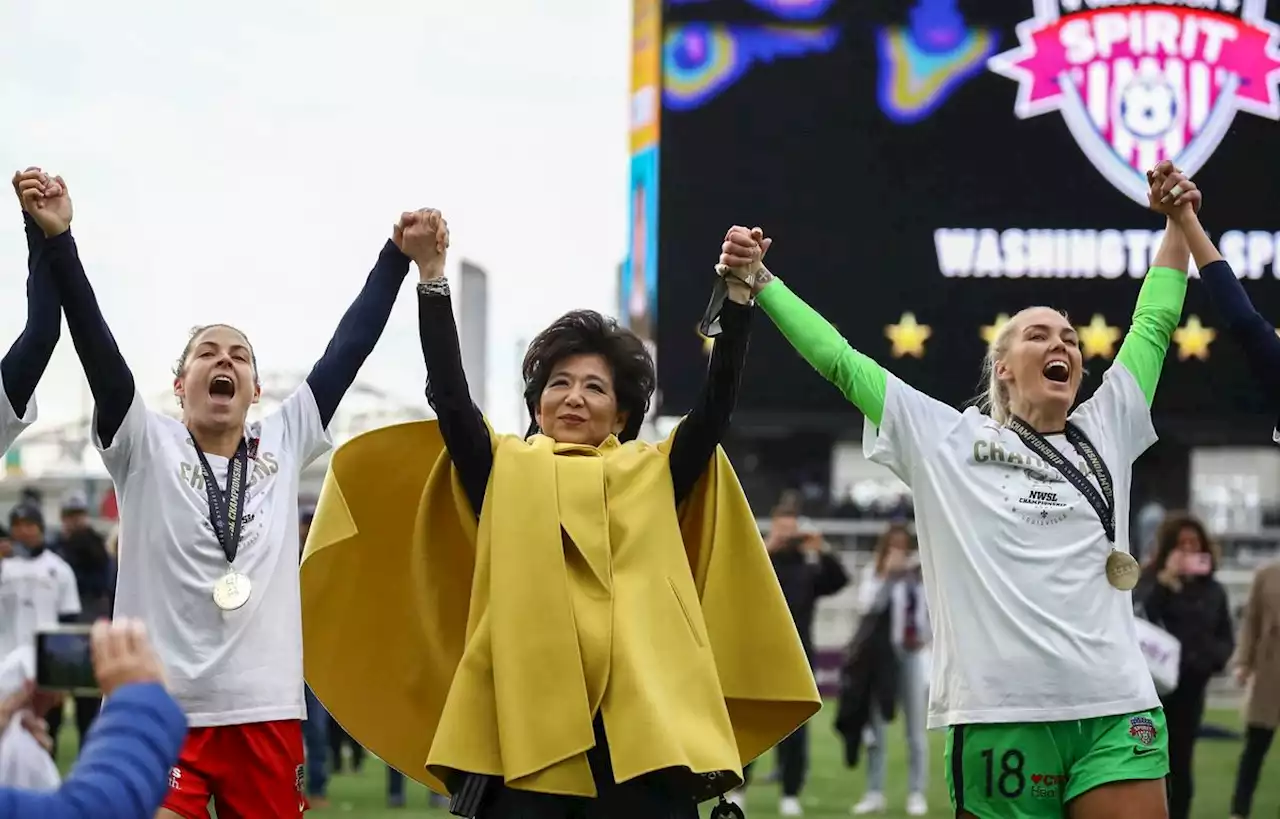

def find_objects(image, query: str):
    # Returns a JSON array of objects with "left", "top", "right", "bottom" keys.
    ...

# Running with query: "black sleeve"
[
  {"left": 43, "top": 232, "right": 136, "bottom": 446},
  {"left": 669, "top": 299, "right": 753, "bottom": 505},
  {"left": 1208, "top": 583, "right": 1237, "bottom": 674},
  {"left": 1133, "top": 568, "right": 1170, "bottom": 623},
  {"left": 305, "top": 241, "right": 411, "bottom": 427},
  {"left": 0, "top": 214, "right": 61, "bottom": 419},
  {"left": 814, "top": 551, "right": 850, "bottom": 597},
  {"left": 419, "top": 288, "right": 492, "bottom": 517}
]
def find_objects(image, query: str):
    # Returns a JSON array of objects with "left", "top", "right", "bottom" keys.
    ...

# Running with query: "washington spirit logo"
[
  {"left": 989, "top": 0, "right": 1280, "bottom": 204},
  {"left": 1129, "top": 714, "right": 1157, "bottom": 745}
]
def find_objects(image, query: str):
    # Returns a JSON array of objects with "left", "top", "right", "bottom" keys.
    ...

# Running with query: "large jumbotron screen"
[{"left": 625, "top": 0, "right": 1280, "bottom": 428}]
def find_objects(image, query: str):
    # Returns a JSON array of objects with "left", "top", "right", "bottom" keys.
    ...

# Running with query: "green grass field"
[{"left": 79, "top": 705, "right": 1263, "bottom": 818}]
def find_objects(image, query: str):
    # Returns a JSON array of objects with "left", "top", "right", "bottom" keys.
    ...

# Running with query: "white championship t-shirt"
[
  {"left": 0, "top": 551, "right": 81, "bottom": 660},
  {"left": 0, "top": 373, "right": 36, "bottom": 455},
  {"left": 99, "top": 384, "right": 331, "bottom": 727},
  {"left": 864, "top": 364, "right": 1160, "bottom": 728}
]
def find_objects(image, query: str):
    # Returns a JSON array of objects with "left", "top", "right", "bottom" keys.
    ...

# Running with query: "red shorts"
[{"left": 162, "top": 719, "right": 307, "bottom": 819}]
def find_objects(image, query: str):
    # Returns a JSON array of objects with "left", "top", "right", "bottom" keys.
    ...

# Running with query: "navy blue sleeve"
[
  {"left": 418, "top": 290, "right": 492, "bottom": 517},
  {"left": 0, "top": 681, "right": 187, "bottom": 819},
  {"left": 0, "top": 214, "right": 61, "bottom": 419},
  {"left": 669, "top": 300, "right": 752, "bottom": 504},
  {"left": 43, "top": 232, "right": 136, "bottom": 447},
  {"left": 305, "top": 241, "right": 412, "bottom": 428},
  {"left": 1197, "top": 259, "right": 1280, "bottom": 402}
]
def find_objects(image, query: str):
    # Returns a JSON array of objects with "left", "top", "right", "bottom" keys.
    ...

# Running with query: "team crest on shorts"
[
  {"left": 988, "top": 0, "right": 1280, "bottom": 205},
  {"left": 1128, "top": 715, "right": 1157, "bottom": 745}
]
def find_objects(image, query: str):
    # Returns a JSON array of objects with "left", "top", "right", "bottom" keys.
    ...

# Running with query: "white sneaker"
[
  {"left": 906, "top": 792, "right": 928, "bottom": 816},
  {"left": 851, "top": 792, "right": 887, "bottom": 814},
  {"left": 779, "top": 796, "right": 803, "bottom": 816},
  {"left": 724, "top": 789, "right": 745, "bottom": 807}
]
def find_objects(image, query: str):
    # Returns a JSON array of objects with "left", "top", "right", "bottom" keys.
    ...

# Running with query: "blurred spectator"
[
  {"left": 1134, "top": 499, "right": 1167, "bottom": 565},
  {"left": 298, "top": 505, "right": 331, "bottom": 809},
  {"left": 849, "top": 523, "right": 930, "bottom": 817},
  {"left": 386, "top": 766, "right": 449, "bottom": 810},
  {"left": 1134, "top": 512, "right": 1234, "bottom": 819},
  {"left": 1, "top": 504, "right": 81, "bottom": 760},
  {"left": 1229, "top": 559, "right": 1279, "bottom": 819},
  {"left": 48, "top": 494, "right": 113, "bottom": 754},
  {"left": 734, "top": 502, "right": 848, "bottom": 816},
  {"left": 0, "top": 646, "right": 61, "bottom": 790},
  {"left": 52, "top": 493, "right": 114, "bottom": 618}
]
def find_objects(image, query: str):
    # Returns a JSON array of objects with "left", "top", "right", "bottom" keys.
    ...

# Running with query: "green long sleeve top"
[{"left": 755, "top": 269, "right": 1188, "bottom": 426}]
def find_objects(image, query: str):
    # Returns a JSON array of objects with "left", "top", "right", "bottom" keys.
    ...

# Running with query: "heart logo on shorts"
[{"left": 1031, "top": 774, "right": 1043, "bottom": 784}]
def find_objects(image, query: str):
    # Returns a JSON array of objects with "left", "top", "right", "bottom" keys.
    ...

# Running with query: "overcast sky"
[{"left": 0, "top": 0, "right": 631, "bottom": 437}]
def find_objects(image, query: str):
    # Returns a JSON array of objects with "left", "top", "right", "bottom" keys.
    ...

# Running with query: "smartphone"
[
  {"left": 35, "top": 625, "right": 99, "bottom": 696},
  {"left": 1183, "top": 552, "right": 1212, "bottom": 576}
]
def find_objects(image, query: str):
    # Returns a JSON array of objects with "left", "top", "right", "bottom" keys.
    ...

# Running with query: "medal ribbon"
[
  {"left": 190, "top": 433, "right": 251, "bottom": 565},
  {"left": 1006, "top": 417, "right": 1116, "bottom": 543}
]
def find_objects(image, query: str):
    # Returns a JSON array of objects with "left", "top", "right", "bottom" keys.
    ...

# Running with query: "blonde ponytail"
[{"left": 975, "top": 316, "right": 1018, "bottom": 425}]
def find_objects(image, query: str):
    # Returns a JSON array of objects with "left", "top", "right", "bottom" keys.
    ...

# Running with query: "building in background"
[{"left": 456, "top": 260, "right": 490, "bottom": 411}]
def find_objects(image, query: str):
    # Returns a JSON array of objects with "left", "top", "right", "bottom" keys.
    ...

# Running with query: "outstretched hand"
[
  {"left": 1146, "top": 160, "right": 1200, "bottom": 221},
  {"left": 393, "top": 208, "right": 449, "bottom": 280},
  {"left": 12, "top": 167, "right": 72, "bottom": 237}
]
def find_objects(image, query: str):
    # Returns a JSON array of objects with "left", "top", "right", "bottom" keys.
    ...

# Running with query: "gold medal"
[
  {"left": 213, "top": 570, "right": 252, "bottom": 611},
  {"left": 1105, "top": 549, "right": 1140, "bottom": 591}
]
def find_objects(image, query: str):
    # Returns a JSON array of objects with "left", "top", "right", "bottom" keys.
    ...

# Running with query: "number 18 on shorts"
[{"left": 945, "top": 709, "right": 1169, "bottom": 817}]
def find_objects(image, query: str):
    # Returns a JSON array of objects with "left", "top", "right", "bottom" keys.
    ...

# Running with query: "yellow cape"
[{"left": 301, "top": 421, "right": 819, "bottom": 798}]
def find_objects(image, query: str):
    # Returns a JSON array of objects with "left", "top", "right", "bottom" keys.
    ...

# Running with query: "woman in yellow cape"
[{"left": 301, "top": 214, "right": 820, "bottom": 818}]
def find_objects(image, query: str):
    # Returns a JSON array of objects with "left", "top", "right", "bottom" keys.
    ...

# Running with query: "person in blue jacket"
[{"left": 0, "top": 618, "right": 187, "bottom": 818}]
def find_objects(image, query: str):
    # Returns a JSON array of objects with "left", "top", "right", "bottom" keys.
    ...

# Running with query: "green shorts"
[{"left": 945, "top": 708, "right": 1169, "bottom": 818}]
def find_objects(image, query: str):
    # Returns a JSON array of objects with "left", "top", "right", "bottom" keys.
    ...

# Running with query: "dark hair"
[
  {"left": 521, "top": 310, "right": 655, "bottom": 443},
  {"left": 873, "top": 522, "right": 914, "bottom": 576},
  {"left": 773, "top": 490, "right": 803, "bottom": 517},
  {"left": 1148, "top": 511, "right": 1218, "bottom": 574},
  {"left": 9, "top": 503, "right": 44, "bottom": 532}
]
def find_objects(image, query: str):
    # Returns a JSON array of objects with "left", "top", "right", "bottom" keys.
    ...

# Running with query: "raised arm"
[
  {"left": 754, "top": 276, "right": 888, "bottom": 425},
  {"left": 1233, "top": 566, "right": 1266, "bottom": 682},
  {"left": 668, "top": 283, "right": 753, "bottom": 504},
  {"left": 1113, "top": 166, "right": 1194, "bottom": 405},
  {"left": 402, "top": 210, "right": 492, "bottom": 517},
  {"left": 304, "top": 240, "right": 412, "bottom": 428},
  {"left": 19, "top": 175, "right": 136, "bottom": 446},
  {"left": 715, "top": 226, "right": 889, "bottom": 425},
  {"left": 1171, "top": 195, "right": 1280, "bottom": 404},
  {"left": 0, "top": 204, "right": 60, "bottom": 420}
]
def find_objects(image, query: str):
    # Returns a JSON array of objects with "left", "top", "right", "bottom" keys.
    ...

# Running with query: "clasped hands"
[
  {"left": 11, "top": 167, "right": 72, "bottom": 238},
  {"left": 716, "top": 225, "right": 774, "bottom": 302},
  {"left": 393, "top": 208, "right": 450, "bottom": 281},
  {"left": 1146, "top": 159, "right": 1201, "bottom": 222}
]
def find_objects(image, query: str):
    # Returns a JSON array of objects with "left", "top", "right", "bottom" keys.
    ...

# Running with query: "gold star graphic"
[
  {"left": 886, "top": 312, "right": 931, "bottom": 358},
  {"left": 1077, "top": 314, "right": 1121, "bottom": 360},
  {"left": 980, "top": 313, "right": 1011, "bottom": 347},
  {"left": 1173, "top": 315, "right": 1216, "bottom": 361}
]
